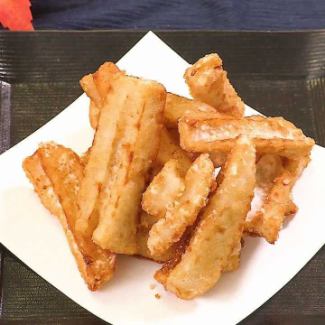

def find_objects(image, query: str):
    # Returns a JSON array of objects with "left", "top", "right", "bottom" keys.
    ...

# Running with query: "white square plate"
[{"left": 0, "top": 32, "right": 324, "bottom": 325}]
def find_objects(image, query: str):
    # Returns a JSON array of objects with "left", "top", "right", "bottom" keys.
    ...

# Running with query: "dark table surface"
[{"left": 0, "top": 31, "right": 324, "bottom": 324}]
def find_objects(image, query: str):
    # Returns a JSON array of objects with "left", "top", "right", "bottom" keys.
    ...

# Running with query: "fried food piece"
[
  {"left": 155, "top": 127, "right": 192, "bottom": 175},
  {"left": 144, "top": 126, "right": 197, "bottom": 219},
  {"left": 23, "top": 144, "right": 116, "bottom": 290},
  {"left": 164, "top": 92, "right": 219, "bottom": 128},
  {"left": 254, "top": 155, "right": 300, "bottom": 217},
  {"left": 80, "top": 74, "right": 102, "bottom": 109},
  {"left": 155, "top": 137, "right": 256, "bottom": 299},
  {"left": 148, "top": 154, "right": 214, "bottom": 255},
  {"left": 179, "top": 113, "right": 314, "bottom": 158},
  {"left": 23, "top": 152, "right": 64, "bottom": 218},
  {"left": 142, "top": 159, "right": 185, "bottom": 219},
  {"left": 256, "top": 154, "right": 284, "bottom": 189},
  {"left": 137, "top": 226, "right": 175, "bottom": 263},
  {"left": 76, "top": 75, "right": 128, "bottom": 237},
  {"left": 136, "top": 211, "right": 176, "bottom": 263},
  {"left": 285, "top": 200, "right": 298, "bottom": 216},
  {"left": 138, "top": 210, "right": 162, "bottom": 229},
  {"left": 89, "top": 101, "right": 100, "bottom": 130},
  {"left": 184, "top": 53, "right": 244, "bottom": 118},
  {"left": 223, "top": 242, "right": 241, "bottom": 272},
  {"left": 80, "top": 73, "right": 102, "bottom": 129},
  {"left": 245, "top": 154, "right": 297, "bottom": 236},
  {"left": 92, "top": 62, "right": 122, "bottom": 101},
  {"left": 80, "top": 62, "right": 122, "bottom": 129},
  {"left": 87, "top": 75, "right": 166, "bottom": 254},
  {"left": 245, "top": 155, "right": 310, "bottom": 243}
]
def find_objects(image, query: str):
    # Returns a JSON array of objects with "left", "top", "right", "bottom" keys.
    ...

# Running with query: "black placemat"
[{"left": 0, "top": 31, "right": 324, "bottom": 325}]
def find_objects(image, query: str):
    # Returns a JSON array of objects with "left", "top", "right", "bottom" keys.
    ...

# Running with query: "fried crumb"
[
  {"left": 155, "top": 293, "right": 161, "bottom": 299},
  {"left": 150, "top": 283, "right": 156, "bottom": 290}
]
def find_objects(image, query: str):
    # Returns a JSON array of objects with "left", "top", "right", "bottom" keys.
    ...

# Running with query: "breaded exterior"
[{"left": 155, "top": 137, "right": 256, "bottom": 299}]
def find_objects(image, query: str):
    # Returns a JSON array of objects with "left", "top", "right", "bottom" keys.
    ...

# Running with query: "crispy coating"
[
  {"left": 255, "top": 154, "right": 284, "bottom": 189},
  {"left": 155, "top": 137, "right": 256, "bottom": 299},
  {"left": 80, "top": 62, "right": 122, "bottom": 129},
  {"left": 184, "top": 53, "right": 244, "bottom": 118},
  {"left": 23, "top": 152, "right": 64, "bottom": 218},
  {"left": 89, "top": 101, "right": 100, "bottom": 130},
  {"left": 155, "top": 127, "right": 192, "bottom": 175},
  {"left": 245, "top": 156, "right": 310, "bottom": 243},
  {"left": 80, "top": 74, "right": 102, "bottom": 109},
  {"left": 179, "top": 113, "right": 314, "bottom": 158},
  {"left": 92, "top": 62, "right": 122, "bottom": 102},
  {"left": 136, "top": 211, "right": 176, "bottom": 263},
  {"left": 76, "top": 75, "right": 127, "bottom": 238},
  {"left": 148, "top": 154, "right": 214, "bottom": 255},
  {"left": 23, "top": 144, "right": 116, "bottom": 290},
  {"left": 89, "top": 75, "right": 166, "bottom": 254},
  {"left": 222, "top": 241, "right": 241, "bottom": 272},
  {"left": 142, "top": 159, "right": 185, "bottom": 219},
  {"left": 164, "top": 92, "right": 219, "bottom": 128}
]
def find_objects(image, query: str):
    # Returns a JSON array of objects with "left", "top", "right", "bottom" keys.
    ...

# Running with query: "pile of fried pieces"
[{"left": 23, "top": 53, "right": 314, "bottom": 300}]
